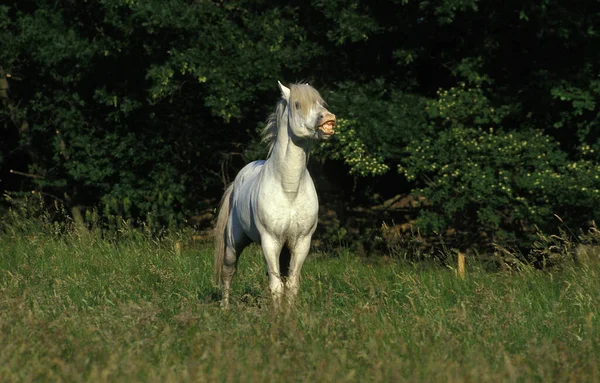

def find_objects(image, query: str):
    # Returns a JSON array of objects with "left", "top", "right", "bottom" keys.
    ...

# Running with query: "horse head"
[{"left": 278, "top": 81, "right": 336, "bottom": 141}]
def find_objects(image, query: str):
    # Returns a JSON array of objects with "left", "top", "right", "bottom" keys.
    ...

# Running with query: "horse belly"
[
  {"left": 232, "top": 203, "right": 261, "bottom": 243},
  {"left": 231, "top": 161, "right": 266, "bottom": 244}
]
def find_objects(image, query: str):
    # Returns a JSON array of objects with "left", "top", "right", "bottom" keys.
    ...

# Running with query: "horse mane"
[
  {"left": 261, "top": 83, "right": 325, "bottom": 156},
  {"left": 262, "top": 100, "right": 285, "bottom": 156}
]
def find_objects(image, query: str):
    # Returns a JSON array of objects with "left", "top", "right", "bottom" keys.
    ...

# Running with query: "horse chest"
[{"left": 257, "top": 190, "right": 318, "bottom": 237}]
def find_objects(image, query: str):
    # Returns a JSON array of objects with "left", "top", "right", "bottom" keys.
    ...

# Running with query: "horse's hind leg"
[
  {"left": 221, "top": 244, "right": 237, "bottom": 308},
  {"left": 221, "top": 221, "right": 249, "bottom": 308}
]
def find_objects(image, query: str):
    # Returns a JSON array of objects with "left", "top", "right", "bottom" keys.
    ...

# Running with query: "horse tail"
[{"left": 214, "top": 183, "right": 234, "bottom": 287}]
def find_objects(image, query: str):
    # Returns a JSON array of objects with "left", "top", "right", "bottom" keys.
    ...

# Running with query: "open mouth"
[{"left": 318, "top": 120, "right": 336, "bottom": 136}]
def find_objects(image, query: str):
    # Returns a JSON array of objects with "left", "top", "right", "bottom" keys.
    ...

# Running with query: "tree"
[
  {"left": 1, "top": 0, "right": 319, "bottom": 224},
  {"left": 1, "top": 0, "right": 598, "bottom": 249}
]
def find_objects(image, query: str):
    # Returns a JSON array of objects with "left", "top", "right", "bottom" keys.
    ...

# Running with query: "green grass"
[{"left": 1, "top": 227, "right": 599, "bottom": 382}]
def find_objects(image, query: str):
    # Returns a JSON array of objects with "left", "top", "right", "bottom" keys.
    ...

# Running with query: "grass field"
[{"left": 1, "top": 226, "right": 599, "bottom": 382}]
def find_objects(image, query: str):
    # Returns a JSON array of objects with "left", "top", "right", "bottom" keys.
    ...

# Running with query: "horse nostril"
[{"left": 321, "top": 112, "right": 336, "bottom": 122}]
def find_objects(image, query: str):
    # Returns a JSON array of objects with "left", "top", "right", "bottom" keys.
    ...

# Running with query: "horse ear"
[{"left": 278, "top": 81, "right": 290, "bottom": 101}]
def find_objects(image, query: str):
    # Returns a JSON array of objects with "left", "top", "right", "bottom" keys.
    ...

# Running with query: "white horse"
[{"left": 214, "top": 81, "right": 336, "bottom": 308}]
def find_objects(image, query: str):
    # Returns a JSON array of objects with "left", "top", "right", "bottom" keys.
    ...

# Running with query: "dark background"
[{"left": 1, "top": 0, "right": 599, "bottom": 253}]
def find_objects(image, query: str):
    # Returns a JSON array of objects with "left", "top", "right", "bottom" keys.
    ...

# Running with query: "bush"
[
  {"left": 399, "top": 83, "right": 600, "bottom": 244},
  {"left": 316, "top": 117, "right": 389, "bottom": 177}
]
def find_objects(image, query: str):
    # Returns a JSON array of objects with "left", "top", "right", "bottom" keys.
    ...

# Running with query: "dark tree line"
[{"left": 1, "top": 0, "right": 599, "bottom": 251}]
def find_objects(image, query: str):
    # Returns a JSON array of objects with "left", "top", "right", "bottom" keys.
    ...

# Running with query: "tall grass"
[{"left": 1, "top": 219, "right": 599, "bottom": 382}]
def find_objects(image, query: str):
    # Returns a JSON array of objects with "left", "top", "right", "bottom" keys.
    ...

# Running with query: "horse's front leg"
[
  {"left": 261, "top": 235, "right": 285, "bottom": 308},
  {"left": 286, "top": 236, "right": 311, "bottom": 306}
]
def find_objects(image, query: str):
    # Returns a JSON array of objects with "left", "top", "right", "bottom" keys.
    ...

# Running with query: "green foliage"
[
  {"left": 317, "top": 118, "right": 389, "bottom": 177},
  {"left": 550, "top": 79, "right": 600, "bottom": 150},
  {"left": 312, "top": 0, "right": 381, "bottom": 45},
  {"left": 330, "top": 81, "right": 429, "bottom": 160},
  {"left": 0, "top": 0, "right": 320, "bottom": 223},
  {"left": 399, "top": 83, "right": 600, "bottom": 241},
  {"left": 424, "top": 83, "right": 509, "bottom": 126},
  {"left": 1, "top": 0, "right": 599, "bottom": 250},
  {"left": 311, "top": 80, "right": 428, "bottom": 178}
]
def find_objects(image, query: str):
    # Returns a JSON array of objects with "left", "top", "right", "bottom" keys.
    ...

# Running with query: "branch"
[{"left": 9, "top": 169, "right": 44, "bottom": 179}]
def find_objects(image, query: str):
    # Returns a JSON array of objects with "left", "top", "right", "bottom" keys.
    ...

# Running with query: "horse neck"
[{"left": 265, "top": 119, "right": 311, "bottom": 195}]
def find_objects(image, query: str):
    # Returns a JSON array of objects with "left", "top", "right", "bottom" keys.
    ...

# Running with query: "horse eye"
[{"left": 295, "top": 102, "right": 301, "bottom": 109}]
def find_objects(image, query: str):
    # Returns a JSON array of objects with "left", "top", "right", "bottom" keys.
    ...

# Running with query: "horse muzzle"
[{"left": 317, "top": 113, "right": 336, "bottom": 137}]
